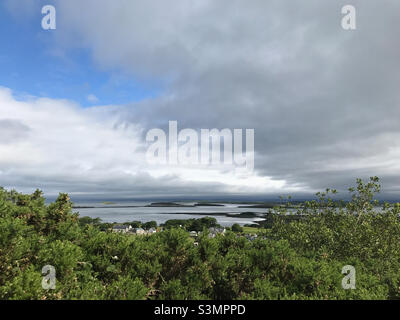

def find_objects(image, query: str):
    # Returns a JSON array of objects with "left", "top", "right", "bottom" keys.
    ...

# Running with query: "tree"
[
  {"left": 231, "top": 223, "right": 243, "bottom": 233},
  {"left": 143, "top": 221, "right": 157, "bottom": 229}
]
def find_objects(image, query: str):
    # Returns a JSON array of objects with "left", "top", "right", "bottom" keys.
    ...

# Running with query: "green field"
[{"left": 242, "top": 226, "right": 259, "bottom": 234}]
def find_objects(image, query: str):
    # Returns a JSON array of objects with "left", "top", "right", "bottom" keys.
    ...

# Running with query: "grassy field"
[{"left": 242, "top": 226, "right": 259, "bottom": 234}]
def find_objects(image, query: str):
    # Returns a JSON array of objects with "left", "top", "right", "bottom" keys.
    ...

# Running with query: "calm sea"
[{"left": 72, "top": 201, "right": 268, "bottom": 226}]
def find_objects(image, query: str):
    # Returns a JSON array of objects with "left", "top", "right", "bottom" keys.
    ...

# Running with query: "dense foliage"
[
  {"left": 1, "top": 177, "right": 400, "bottom": 300},
  {"left": 162, "top": 217, "right": 220, "bottom": 231}
]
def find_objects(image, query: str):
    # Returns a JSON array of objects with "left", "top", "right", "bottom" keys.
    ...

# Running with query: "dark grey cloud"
[{"left": 91, "top": 0, "right": 400, "bottom": 194}]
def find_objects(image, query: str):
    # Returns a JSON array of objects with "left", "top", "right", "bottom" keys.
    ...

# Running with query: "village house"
[
  {"left": 208, "top": 227, "right": 226, "bottom": 238},
  {"left": 112, "top": 225, "right": 132, "bottom": 233},
  {"left": 189, "top": 231, "right": 198, "bottom": 238},
  {"left": 132, "top": 227, "right": 146, "bottom": 235},
  {"left": 245, "top": 234, "right": 258, "bottom": 241}
]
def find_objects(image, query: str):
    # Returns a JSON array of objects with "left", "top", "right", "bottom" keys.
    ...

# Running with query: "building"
[
  {"left": 132, "top": 227, "right": 146, "bottom": 235},
  {"left": 189, "top": 231, "right": 198, "bottom": 238},
  {"left": 208, "top": 227, "right": 226, "bottom": 238},
  {"left": 245, "top": 234, "right": 258, "bottom": 241},
  {"left": 112, "top": 225, "right": 132, "bottom": 233}
]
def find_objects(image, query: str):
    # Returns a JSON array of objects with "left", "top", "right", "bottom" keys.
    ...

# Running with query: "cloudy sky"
[{"left": 1, "top": 0, "right": 400, "bottom": 200}]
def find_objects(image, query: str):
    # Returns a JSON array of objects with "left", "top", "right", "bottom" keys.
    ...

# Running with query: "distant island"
[
  {"left": 145, "top": 202, "right": 225, "bottom": 207},
  {"left": 226, "top": 212, "right": 259, "bottom": 218},
  {"left": 102, "top": 201, "right": 116, "bottom": 205},
  {"left": 238, "top": 204, "right": 275, "bottom": 208},
  {"left": 145, "top": 202, "right": 194, "bottom": 207}
]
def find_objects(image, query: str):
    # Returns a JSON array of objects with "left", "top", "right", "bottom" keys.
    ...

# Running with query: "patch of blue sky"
[{"left": 0, "top": 4, "right": 161, "bottom": 107}]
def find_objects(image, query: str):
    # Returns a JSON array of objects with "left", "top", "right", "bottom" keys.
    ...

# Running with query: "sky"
[{"left": 1, "top": 0, "right": 400, "bottom": 200}]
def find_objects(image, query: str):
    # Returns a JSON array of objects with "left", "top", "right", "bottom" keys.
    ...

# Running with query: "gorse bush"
[{"left": 0, "top": 177, "right": 400, "bottom": 300}]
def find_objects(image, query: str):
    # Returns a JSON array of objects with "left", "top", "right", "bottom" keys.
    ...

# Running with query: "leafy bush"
[{"left": 1, "top": 177, "right": 400, "bottom": 300}]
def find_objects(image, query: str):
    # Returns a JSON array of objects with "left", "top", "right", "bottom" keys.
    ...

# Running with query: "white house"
[
  {"left": 189, "top": 231, "right": 198, "bottom": 237},
  {"left": 208, "top": 227, "right": 226, "bottom": 238},
  {"left": 133, "top": 227, "right": 146, "bottom": 235},
  {"left": 112, "top": 225, "right": 132, "bottom": 233}
]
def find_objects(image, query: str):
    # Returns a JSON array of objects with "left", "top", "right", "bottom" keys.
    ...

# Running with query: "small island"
[
  {"left": 194, "top": 203, "right": 224, "bottom": 207},
  {"left": 145, "top": 202, "right": 195, "bottom": 207},
  {"left": 238, "top": 203, "right": 275, "bottom": 208},
  {"left": 102, "top": 201, "right": 116, "bottom": 205}
]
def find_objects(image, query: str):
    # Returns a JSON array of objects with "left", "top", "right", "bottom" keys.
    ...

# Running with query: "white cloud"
[
  {"left": 0, "top": 87, "right": 298, "bottom": 197},
  {"left": 87, "top": 94, "right": 99, "bottom": 103}
]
